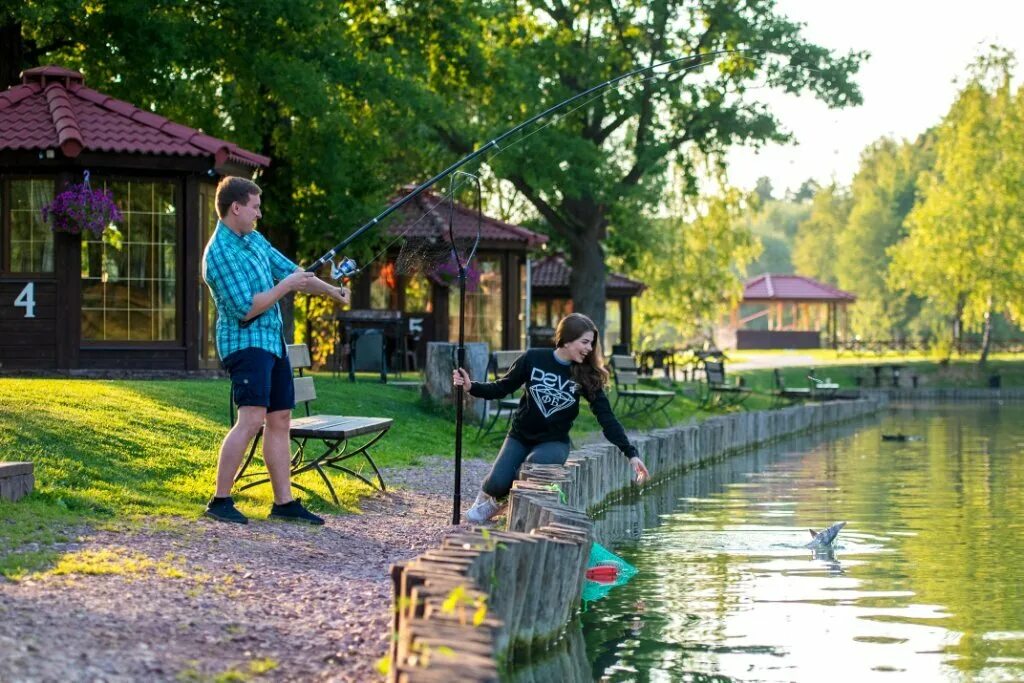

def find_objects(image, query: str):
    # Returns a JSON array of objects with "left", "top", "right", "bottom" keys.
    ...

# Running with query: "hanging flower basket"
[{"left": 40, "top": 177, "right": 123, "bottom": 237}]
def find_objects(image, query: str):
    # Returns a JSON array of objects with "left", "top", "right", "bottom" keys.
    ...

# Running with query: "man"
[{"left": 202, "top": 176, "right": 348, "bottom": 525}]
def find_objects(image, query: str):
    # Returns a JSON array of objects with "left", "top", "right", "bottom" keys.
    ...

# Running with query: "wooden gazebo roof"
[
  {"left": 0, "top": 65, "right": 269, "bottom": 173},
  {"left": 387, "top": 187, "right": 548, "bottom": 248},
  {"left": 532, "top": 253, "right": 645, "bottom": 295},
  {"left": 742, "top": 274, "right": 855, "bottom": 303}
]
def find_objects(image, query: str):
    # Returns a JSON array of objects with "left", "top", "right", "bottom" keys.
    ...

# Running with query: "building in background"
[
  {"left": 0, "top": 66, "right": 268, "bottom": 371},
  {"left": 717, "top": 273, "right": 855, "bottom": 350}
]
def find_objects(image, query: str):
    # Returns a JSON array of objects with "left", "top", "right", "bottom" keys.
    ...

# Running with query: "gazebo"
[
  {"left": 528, "top": 253, "right": 646, "bottom": 351},
  {"left": 0, "top": 66, "right": 268, "bottom": 371},
  {"left": 717, "top": 273, "right": 855, "bottom": 350},
  {"left": 339, "top": 187, "right": 548, "bottom": 364}
]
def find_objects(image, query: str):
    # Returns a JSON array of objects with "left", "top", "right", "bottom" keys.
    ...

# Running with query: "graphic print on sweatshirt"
[{"left": 528, "top": 367, "right": 579, "bottom": 418}]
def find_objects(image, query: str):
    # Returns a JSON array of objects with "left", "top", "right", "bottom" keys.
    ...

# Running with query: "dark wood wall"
[{"left": 0, "top": 278, "right": 57, "bottom": 369}]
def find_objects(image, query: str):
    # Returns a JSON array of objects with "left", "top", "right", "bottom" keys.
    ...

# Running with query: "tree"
[
  {"left": 754, "top": 176, "right": 774, "bottom": 204},
  {"left": 790, "top": 177, "right": 820, "bottom": 202},
  {"left": 401, "top": 0, "right": 865, "bottom": 334},
  {"left": 889, "top": 49, "right": 1024, "bottom": 363},
  {"left": 834, "top": 134, "right": 934, "bottom": 340},
  {"left": 791, "top": 183, "right": 849, "bottom": 286},
  {"left": 743, "top": 198, "right": 811, "bottom": 275},
  {"left": 630, "top": 170, "right": 761, "bottom": 348}
]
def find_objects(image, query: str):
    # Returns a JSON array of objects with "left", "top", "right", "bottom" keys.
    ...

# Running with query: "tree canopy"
[
  {"left": 889, "top": 50, "right": 1024, "bottom": 361},
  {"left": 400, "top": 0, "right": 865, "bottom": 332},
  {"left": 630, "top": 168, "right": 761, "bottom": 348},
  {"left": 5, "top": 1, "right": 867, "bottom": 345}
]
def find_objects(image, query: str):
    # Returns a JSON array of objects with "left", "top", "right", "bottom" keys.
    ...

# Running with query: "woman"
[{"left": 453, "top": 313, "right": 650, "bottom": 524}]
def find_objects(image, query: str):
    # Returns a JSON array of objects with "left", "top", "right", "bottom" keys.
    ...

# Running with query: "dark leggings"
[{"left": 481, "top": 435, "right": 571, "bottom": 499}]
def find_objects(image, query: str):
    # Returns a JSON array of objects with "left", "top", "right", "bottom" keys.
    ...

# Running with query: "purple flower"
[{"left": 40, "top": 182, "right": 123, "bottom": 237}]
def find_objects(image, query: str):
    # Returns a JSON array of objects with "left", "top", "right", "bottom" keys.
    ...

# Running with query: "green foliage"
[
  {"left": 402, "top": 0, "right": 866, "bottom": 330},
  {"left": 743, "top": 198, "right": 810, "bottom": 276},
  {"left": 791, "top": 183, "right": 850, "bottom": 285},
  {"left": 630, "top": 178, "right": 762, "bottom": 347},
  {"left": 889, "top": 48, "right": 1024, "bottom": 361},
  {"left": 835, "top": 134, "right": 934, "bottom": 339}
]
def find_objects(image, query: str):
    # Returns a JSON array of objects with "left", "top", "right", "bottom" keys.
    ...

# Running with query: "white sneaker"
[{"left": 465, "top": 491, "right": 501, "bottom": 524}]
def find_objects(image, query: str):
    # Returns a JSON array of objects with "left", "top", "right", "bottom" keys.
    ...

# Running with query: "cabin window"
[
  {"left": 3, "top": 178, "right": 55, "bottom": 273},
  {"left": 81, "top": 180, "right": 178, "bottom": 341}
]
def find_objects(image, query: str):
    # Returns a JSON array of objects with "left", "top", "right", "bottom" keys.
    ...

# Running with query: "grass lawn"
[{"left": 0, "top": 372, "right": 770, "bottom": 577}]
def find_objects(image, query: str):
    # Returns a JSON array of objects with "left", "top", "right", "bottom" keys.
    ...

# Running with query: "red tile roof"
[
  {"left": 0, "top": 66, "right": 269, "bottom": 170},
  {"left": 531, "top": 253, "right": 645, "bottom": 294},
  {"left": 386, "top": 187, "right": 548, "bottom": 247},
  {"left": 743, "top": 274, "right": 855, "bottom": 302}
]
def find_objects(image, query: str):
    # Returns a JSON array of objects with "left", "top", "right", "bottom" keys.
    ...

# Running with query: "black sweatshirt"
[{"left": 468, "top": 348, "right": 638, "bottom": 459}]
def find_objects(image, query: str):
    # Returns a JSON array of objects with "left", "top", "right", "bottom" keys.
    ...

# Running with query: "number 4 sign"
[{"left": 14, "top": 282, "right": 35, "bottom": 318}]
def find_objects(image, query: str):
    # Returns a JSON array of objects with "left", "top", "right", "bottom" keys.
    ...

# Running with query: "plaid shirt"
[{"left": 202, "top": 220, "right": 298, "bottom": 360}]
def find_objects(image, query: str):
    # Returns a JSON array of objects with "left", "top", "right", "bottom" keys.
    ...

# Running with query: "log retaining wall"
[
  {"left": 867, "top": 387, "right": 1024, "bottom": 401},
  {"left": 388, "top": 398, "right": 882, "bottom": 682}
]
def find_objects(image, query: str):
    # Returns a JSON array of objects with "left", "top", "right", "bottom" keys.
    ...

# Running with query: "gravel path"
[{"left": 0, "top": 457, "right": 494, "bottom": 683}]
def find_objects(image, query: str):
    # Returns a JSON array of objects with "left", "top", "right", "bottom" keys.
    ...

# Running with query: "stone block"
[{"left": 0, "top": 461, "right": 34, "bottom": 502}]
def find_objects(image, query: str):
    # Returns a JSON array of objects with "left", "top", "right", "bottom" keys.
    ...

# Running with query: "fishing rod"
[{"left": 304, "top": 47, "right": 763, "bottom": 279}]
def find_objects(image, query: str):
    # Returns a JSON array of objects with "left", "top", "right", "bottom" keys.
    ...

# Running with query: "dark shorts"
[{"left": 222, "top": 348, "right": 295, "bottom": 413}]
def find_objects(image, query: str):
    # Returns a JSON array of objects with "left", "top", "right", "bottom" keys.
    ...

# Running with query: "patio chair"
[
  {"left": 609, "top": 354, "right": 675, "bottom": 425},
  {"left": 698, "top": 360, "right": 751, "bottom": 409},
  {"left": 477, "top": 350, "right": 524, "bottom": 440}
]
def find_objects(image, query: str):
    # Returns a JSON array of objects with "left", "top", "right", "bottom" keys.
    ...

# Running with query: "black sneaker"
[
  {"left": 204, "top": 497, "right": 248, "bottom": 525},
  {"left": 268, "top": 499, "right": 324, "bottom": 525}
]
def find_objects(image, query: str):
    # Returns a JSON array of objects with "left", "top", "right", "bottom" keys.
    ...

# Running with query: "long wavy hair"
[{"left": 555, "top": 313, "right": 609, "bottom": 398}]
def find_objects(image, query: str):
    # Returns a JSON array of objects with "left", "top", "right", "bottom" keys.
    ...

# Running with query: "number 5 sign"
[{"left": 14, "top": 282, "right": 35, "bottom": 318}]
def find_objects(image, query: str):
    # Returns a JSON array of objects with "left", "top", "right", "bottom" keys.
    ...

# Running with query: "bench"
[
  {"left": 807, "top": 368, "right": 862, "bottom": 400},
  {"left": 609, "top": 354, "right": 675, "bottom": 425},
  {"left": 699, "top": 360, "right": 751, "bottom": 409},
  {"left": 477, "top": 350, "right": 524, "bottom": 440},
  {"left": 232, "top": 344, "right": 392, "bottom": 504},
  {"left": 773, "top": 368, "right": 812, "bottom": 405}
]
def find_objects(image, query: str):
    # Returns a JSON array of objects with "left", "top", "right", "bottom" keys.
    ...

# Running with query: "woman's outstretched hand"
[
  {"left": 452, "top": 367, "right": 472, "bottom": 389},
  {"left": 630, "top": 456, "right": 650, "bottom": 486}
]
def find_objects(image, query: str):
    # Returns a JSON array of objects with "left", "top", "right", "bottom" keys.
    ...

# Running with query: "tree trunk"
[
  {"left": 0, "top": 20, "right": 27, "bottom": 89},
  {"left": 979, "top": 302, "right": 993, "bottom": 366},
  {"left": 949, "top": 295, "right": 965, "bottom": 361},
  {"left": 567, "top": 232, "right": 607, "bottom": 341}
]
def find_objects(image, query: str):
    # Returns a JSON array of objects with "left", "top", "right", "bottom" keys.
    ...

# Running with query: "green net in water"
[{"left": 581, "top": 541, "right": 637, "bottom": 604}]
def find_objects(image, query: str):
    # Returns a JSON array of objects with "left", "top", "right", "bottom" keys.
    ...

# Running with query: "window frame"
[
  {"left": 0, "top": 174, "right": 58, "bottom": 277},
  {"left": 78, "top": 174, "right": 184, "bottom": 348}
]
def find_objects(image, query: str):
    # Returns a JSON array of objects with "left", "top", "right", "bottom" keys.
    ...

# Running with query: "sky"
[{"left": 725, "top": 0, "right": 1024, "bottom": 196}]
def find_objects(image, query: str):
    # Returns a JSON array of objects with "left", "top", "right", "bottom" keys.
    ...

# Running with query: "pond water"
[{"left": 516, "top": 403, "right": 1024, "bottom": 682}]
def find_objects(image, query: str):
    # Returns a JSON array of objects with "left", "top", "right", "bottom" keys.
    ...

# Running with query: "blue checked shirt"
[{"left": 202, "top": 220, "right": 299, "bottom": 360}]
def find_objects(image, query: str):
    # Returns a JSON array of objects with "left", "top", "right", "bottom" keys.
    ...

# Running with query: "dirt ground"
[{"left": 0, "top": 458, "right": 493, "bottom": 683}]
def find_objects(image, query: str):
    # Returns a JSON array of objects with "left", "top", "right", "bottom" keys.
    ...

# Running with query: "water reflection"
[{"left": 508, "top": 404, "right": 1024, "bottom": 682}]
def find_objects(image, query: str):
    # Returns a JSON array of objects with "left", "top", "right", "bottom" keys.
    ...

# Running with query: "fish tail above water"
[{"left": 806, "top": 521, "right": 847, "bottom": 547}]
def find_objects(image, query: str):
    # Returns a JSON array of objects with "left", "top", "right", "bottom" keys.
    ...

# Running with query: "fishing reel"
[{"left": 329, "top": 256, "right": 359, "bottom": 282}]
